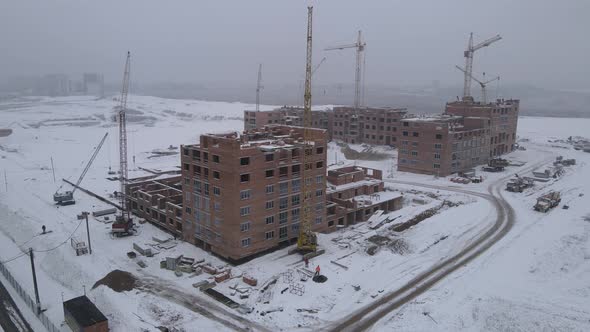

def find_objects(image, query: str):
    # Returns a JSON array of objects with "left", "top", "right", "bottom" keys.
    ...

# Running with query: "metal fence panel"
[{"left": 0, "top": 262, "right": 63, "bottom": 332}]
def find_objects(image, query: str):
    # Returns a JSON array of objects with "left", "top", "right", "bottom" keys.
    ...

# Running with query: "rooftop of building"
[
  {"left": 327, "top": 178, "right": 383, "bottom": 194},
  {"left": 352, "top": 191, "right": 403, "bottom": 207},
  {"left": 402, "top": 114, "right": 463, "bottom": 123},
  {"left": 186, "top": 125, "right": 324, "bottom": 151},
  {"left": 63, "top": 295, "right": 108, "bottom": 327},
  {"left": 334, "top": 106, "right": 408, "bottom": 113},
  {"left": 446, "top": 98, "right": 520, "bottom": 108}
]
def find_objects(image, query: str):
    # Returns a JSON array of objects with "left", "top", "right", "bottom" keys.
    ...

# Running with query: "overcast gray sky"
[{"left": 1, "top": 0, "right": 589, "bottom": 90}]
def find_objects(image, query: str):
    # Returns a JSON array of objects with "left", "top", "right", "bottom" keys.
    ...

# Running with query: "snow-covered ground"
[{"left": 1, "top": 96, "right": 589, "bottom": 331}]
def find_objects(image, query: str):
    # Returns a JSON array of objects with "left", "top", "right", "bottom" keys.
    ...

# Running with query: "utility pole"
[
  {"left": 50, "top": 157, "right": 56, "bottom": 183},
  {"left": 83, "top": 212, "right": 92, "bottom": 254},
  {"left": 28, "top": 248, "right": 41, "bottom": 314}
]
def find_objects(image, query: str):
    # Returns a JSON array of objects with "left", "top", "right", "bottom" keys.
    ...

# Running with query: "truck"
[
  {"left": 534, "top": 191, "right": 561, "bottom": 213},
  {"left": 506, "top": 177, "right": 534, "bottom": 193},
  {"left": 488, "top": 158, "right": 509, "bottom": 168}
]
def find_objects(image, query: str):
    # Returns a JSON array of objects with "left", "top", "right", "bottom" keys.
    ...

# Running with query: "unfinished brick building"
[
  {"left": 331, "top": 106, "right": 408, "bottom": 145},
  {"left": 127, "top": 175, "right": 184, "bottom": 235},
  {"left": 445, "top": 99, "right": 520, "bottom": 157},
  {"left": 180, "top": 125, "right": 328, "bottom": 262},
  {"left": 396, "top": 115, "right": 491, "bottom": 176},
  {"left": 244, "top": 106, "right": 332, "bottom": 138},
  {"left": 326, "top": 166, "right": 402, "bottom": 228}
]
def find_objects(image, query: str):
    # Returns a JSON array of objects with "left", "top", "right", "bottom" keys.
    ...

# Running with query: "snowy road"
[
  {"left": 327, "top": 158, "right": 550, "bottom": 331},
  {"left": 0, "top": 278, "right": 32, "bottom": 332}
]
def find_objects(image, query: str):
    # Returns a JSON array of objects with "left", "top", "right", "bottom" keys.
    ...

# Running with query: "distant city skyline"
[{"left": 1, "top": 0, "right": 589, "bottom": 91}]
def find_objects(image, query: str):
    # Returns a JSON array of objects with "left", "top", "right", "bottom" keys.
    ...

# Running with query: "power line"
[
  {"left": 33, "top": 218, "right": 84, "bottom": 253},
  {"left": 0, "top": 252, "right": 27, "bottom": 264}
]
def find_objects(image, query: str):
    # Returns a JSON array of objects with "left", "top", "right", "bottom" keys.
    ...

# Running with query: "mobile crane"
[{"left": 53, "top": 133, "right": 108, "bottom": 205}]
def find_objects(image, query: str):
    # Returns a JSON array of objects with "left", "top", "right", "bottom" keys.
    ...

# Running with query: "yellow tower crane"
[{"left": 297, "top": 6, "right": 318, "bottom": 252}]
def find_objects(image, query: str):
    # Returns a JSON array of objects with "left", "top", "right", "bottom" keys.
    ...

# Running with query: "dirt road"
[{"left": 326, "top": 159, "right": 548, "bottom": 331}]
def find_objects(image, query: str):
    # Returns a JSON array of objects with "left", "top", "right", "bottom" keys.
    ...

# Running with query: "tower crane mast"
[
  {"left": 112, "top": 51, "right": 133, "bottom": 237},
  {"left": 325, "top": 30, "right": 366, "bottom": 111},
  {"left": 297, "top": 6, "right": 318, "bottom": 253},
  {"left": 462, "top": 33, "right": 501, "bottom": 100}
]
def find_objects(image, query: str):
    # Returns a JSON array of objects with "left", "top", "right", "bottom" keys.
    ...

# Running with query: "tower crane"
[
  {"left": 53, "top": 133, "right": 108, "bottom": 205},
  {"left": 112, "top": 51, "right": 134, "bottom": 237},
  {"left": 256, "top": 64, "right": 263, "bottom": 112},
  {"left": 325, "top": 30, "right": 366, "bottom": 110},
  {"left": 297, "top": 6, "right": 318, "bottom": 253},
  {"left": 462, "top": 33, "right": 501, "bottom": 100},
  {"left": 455, "top": 65, "right": 499, "bottom": 104}
]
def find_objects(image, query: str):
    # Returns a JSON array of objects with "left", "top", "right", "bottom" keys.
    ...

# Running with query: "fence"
[{"left": 0, "top": 261, "right": 62, "bottom": 332}]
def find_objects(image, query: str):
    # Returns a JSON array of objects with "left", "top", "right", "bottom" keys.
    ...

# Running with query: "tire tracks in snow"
[{"left": 325, "top": 158, "right": 550, "bottom": 332}]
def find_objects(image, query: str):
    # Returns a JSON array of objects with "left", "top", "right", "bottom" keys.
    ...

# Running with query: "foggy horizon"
[{"left": 1, "top": 0, "right": 589, "bottom": 91}]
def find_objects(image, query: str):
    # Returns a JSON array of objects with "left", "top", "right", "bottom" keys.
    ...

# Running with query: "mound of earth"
[{"left": 92, "top": 270, "right": 138, "bottom": 292}]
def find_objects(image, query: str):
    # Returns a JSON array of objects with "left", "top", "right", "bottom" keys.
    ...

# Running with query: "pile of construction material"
[
  {"left": 554, "top": 156, "right": 576, "bottom": 166},
  {"left": 532, "top": 165, "right": 564, "bottom": 180}
]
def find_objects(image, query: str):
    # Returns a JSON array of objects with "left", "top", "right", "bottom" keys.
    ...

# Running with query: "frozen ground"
[{"left": 1, "top": 96, "right": 589, "bottom": 331}]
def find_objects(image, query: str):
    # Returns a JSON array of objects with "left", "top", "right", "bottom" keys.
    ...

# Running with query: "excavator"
[{"left": 53, "top": 133, "right": 108, "bottom": 206}]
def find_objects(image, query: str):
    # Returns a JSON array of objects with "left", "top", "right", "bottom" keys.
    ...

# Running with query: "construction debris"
[
  {"left": 243, "top": 275, "right": 258, "bottom": 286},
  {"left": 70, "top": 237, "right": 88, "bottom": 256},
  {"left": 133, "top": 243, "right": 154, "bottom": 257},
  {"left": 330, "top": 260, "right": 349, "bottom": 270}
]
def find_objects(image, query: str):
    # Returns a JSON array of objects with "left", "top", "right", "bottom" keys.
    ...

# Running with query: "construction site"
[{"left": 1, "top": 4, "right": 590, "bottom": 332}]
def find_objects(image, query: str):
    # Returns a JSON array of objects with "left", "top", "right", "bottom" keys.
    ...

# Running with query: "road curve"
[{"left": 326, "top": 159, "right": 547, "bottom": 332}]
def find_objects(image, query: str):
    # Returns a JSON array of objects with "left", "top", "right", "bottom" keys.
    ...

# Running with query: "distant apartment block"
[
  {"left": 326, "top": 166, "right": 402, "bottom": 228},
  {"left": 83, "top": 73, "right": 105, "bottom": 97},
  {"left": 180, "top": 125, "right": 328, "bottom": 262},
  {"left": 34, "top": 74, "right": 69, "bottom": 96}
]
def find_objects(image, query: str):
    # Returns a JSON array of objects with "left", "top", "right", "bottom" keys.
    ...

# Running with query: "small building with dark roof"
[{"left": 63, "top": 295, "right": 108, "bottom": 332}]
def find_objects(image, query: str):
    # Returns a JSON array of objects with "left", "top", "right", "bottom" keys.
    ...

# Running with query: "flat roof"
[
  {"left": 327, "top": 178, "right": 382, "bottom": 193},
  {"left": 63, "top": 295, "right": 108, "bottom": 327}
]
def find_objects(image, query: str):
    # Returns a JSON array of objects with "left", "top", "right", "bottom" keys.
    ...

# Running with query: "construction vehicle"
[
  {"left": 488, "top": 158, "right": 509, "bottom": 168},
  {"left": 534, "top": 191, "right": 561, "bottom": 212},
  {"left": 506, "top": 176, "right": 534, "bottom": 193},
  {"left": 53, "top": 133, "right": 108, "bottom": 205},
  {"left": 296, "top": 6, "right": 318, "bottom": 253},
  {"left": 461, "top": 33, "right": 502, "bottom": 101},
  {"left": 111, "top": 51, "right": 134, "bottom": 237}
]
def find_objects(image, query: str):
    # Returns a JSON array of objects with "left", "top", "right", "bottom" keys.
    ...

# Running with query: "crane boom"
[
  {"left": 462, "top": 33, "right": 501, "bottom": 99},
  {"left": 456, "top": 65, "right": 499, "bottom": 104},
  {"left": 118, "top": 52, "right": 131, "bottom": 220},
  {"left": 73, "top": 133, "right": 108, "bottom": 194},
  {"left": 297, "top": 6, "right": 318, "bottom": 253},
  {"left": 53, "top": 132, "right": 109, "bottom": 205},
  {"left": 312, "top": 57, "right": 327, "bottom": 76},
  {"left": 472, "top": 35, "right": 502, "bottom": 52},
  {"left": 325, "top": 30, "right": 366, "bottom": 110}
]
